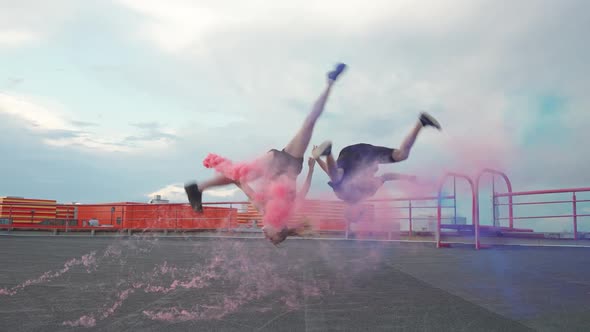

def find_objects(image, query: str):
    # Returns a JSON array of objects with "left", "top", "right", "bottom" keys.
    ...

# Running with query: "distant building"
[{"left": 148, "top": 195, "right": 169, "bottom": 204}]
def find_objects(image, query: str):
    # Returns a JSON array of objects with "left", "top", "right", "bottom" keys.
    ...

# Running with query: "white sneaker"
[{"left": 312, "top": 140, "right": 332, "bottom": 159}]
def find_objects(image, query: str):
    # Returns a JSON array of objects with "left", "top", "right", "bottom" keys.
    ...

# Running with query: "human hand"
[{"left": 308, "top": 157, "right": 316, "bottom": 168}]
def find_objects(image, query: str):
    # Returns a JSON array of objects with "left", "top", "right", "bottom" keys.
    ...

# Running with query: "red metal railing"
[
  {"left": 495, "top": 187, "right": 590, "bottom": 240},
  {"left": 365, "top": 195, "right": 456, "bottom": 239},
  {"left": 2, "top": 170, "right": 589, "bottom": 247}
]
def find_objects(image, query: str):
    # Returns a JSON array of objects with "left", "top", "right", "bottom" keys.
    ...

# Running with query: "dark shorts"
[
  {"left": 267, "top": 149, "right": 304, "bottom": 178},
  {"left": 336, "top": 143, "right": 397, "bottom": 173},
  {"left": 329, "top": 143, "right": 397, "bottom": 193}
]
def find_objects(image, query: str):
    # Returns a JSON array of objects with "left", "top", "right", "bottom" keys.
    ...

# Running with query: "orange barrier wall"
[
  {"left": 0, "top": 197, "right": 57, "bottom": 223},
  {"left": 73, "top": 203, "right": 237, "bottom": 230},
  {"left": 234, "top": 200, "right": 375, "bottom": 232}
]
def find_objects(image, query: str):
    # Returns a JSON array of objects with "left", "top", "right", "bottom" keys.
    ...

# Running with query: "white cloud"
[
  {"left": 0, "top": 92, "right": 69, "bottom": 130},
  {"left": 146, "top": 183, "right": 244, "bottom": 203},
  {"left": 164, "top": 0, "right": 587, "bottom": 193},
  {"left": 117, "top": 0, "right": 239, "bottom": 53},
  {"left": 1, "top": 0, "right": 589, "bottom": 206},
  {"left": 146, "top": 184, "right": 187, "bottom": 202},
  {"left": 115, "top": 0, "right": 477, "bottom": 54},
  {"left": 0, "top": 29, "right": 38, "bottom": 47},
  {"left": 206, "top": 187, "right": 242, "bottom": 198},
  {"left": 0, "top": 1, "right": 86, "bottom": 49},
  {"left": 0, "top": 92, "right": 178, "bottom": 153},
  {"left": 0, "top": 92, "right": 128, "bottom": 152}
]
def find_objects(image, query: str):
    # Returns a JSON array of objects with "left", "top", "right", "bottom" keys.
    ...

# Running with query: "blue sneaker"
[{"left": 328, "top": 63, "right": 347, "bottom": 81}]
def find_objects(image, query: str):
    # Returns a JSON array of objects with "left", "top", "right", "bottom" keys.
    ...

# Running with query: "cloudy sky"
[{"left": 1, "top": 0, "right": 589, "bottom": 227}]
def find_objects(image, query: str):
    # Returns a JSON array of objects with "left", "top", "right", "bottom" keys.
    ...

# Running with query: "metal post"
[
  {"left": 345, "top": 214, "right": 350, "bottom": 240},
  {"left": 227, "top": 203, "right": 231, "bottom": 232},
  {"left": 573, "top": 192, "right": 578, "bottom": 240},
  {"left": 475, "top": 169, "right": 514, "bottom": 229},
  {"left": 437, "top": 190, "right": 442, "bottom": 247},
  {"left": 453, "top": 176, "right": 457, "bottom": 224},
  {"left": 508, "top": 193, "right": 514, "bottom": 230},
  {"left": 408, "top": 200, "right": 413, "bottom": 239},
  {"left": 492, "top": 174, "right": 496, "bottom": 227},
  {"left": 473, "top": 184, "right": 480, "bottom": 250}
]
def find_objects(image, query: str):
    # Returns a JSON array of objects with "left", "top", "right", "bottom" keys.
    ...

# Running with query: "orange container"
[
  {"left": 0, "top": 197, "right": 56, "bottom": 223},
  {"left": 74, "top": 203, "right": 237, "bottom": 230}
]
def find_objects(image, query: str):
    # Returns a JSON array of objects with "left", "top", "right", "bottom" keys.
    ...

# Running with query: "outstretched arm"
[
  {"left": 297, "top": 157, "right": 316, "bottom": 199},
  {"left": 315, "top": 156, "right": 330, "bottom": 175}
]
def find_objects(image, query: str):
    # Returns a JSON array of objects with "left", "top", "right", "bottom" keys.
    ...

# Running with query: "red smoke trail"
[
  {"left": 61, "top": 241, "right": 328, "bottom": 326},
  {"left": 261, "top": 176, "right": 297, "bottom": 229},
  {"left": 0, "top": 249, "right": 121, "bottom": 297},
  {"left": 203, "top": 153, "right": 264, "bottom": 183},
  {"left": 202, "top": 153, "right": 298, "bottom": 229}
]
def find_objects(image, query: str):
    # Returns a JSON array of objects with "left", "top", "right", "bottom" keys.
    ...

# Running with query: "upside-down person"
[
  {"left": 236, "top": 157, "right": 317, "bottom": 243},
  {"left": 311, "top": 112, "right": 441, "bottom": 205},
  {"left": 184, "top": 63, "right": 347, "bottom": 245}
]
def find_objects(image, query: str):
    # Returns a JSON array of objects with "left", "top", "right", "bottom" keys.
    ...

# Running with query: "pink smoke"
[
  {"left": 62, "top": 255, "right": 223, "bottom": 327},
  {"left": 62, "top": 289, "right": 135, "bottom": 328},
  {"left": 141, "top": 242, "right": 326, "bottom": 323},
  {"left": 202, "top": 153, "right": 299, "bottom": 229},
  {"left": 203, "top": 153, "right": 264, "bottom": 183},
  {"left": 62, "top": 315, "right": 96, "bottom": 328},
  {"left": 262, "top": 176, "right": 297, "bottom": 228},
  {"left": 59, "top": 241, "right": 328, "bottom": 327},
  {"left": 0, "top": 252, "right": 98, "bottom": 297}
]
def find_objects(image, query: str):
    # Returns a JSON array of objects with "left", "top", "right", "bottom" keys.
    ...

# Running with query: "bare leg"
[
  {"left": 393, "top": 112, "right": 441, "bottom": 162},
  {"left": 198, "top": 174, "right": 236, "bottom": 191},
  {"left": 283, "top": 81, "right": 334, "bottom": 158},
  {"left": 325, "top": 153, "right": 339, "bottom": 179},
  {"left": 185, "top": 171, "right": 261, "bottom": 213},
  {"left": 316, "top": 154, "right": 338, "bottom": 181},
  {"left": 315, "top": 152, "right": 344, "bottom": 183},
  {"left": 392, "top": 121, "right": 422, "bottom": 162},
  {"left": 315, "top": 157, "right": 330, "bottom": 175}
]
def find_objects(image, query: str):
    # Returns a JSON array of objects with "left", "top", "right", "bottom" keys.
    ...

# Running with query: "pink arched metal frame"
[
  {"left": 437, "top": 172, "right": 480, "bottom": 250},
  {"left": 475, "top": 169, "right": 514, "bottom": 230}
]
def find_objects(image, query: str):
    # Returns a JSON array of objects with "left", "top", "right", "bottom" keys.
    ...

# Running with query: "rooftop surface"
[{"left": 1, "top": 235, "right": 589, "bottom": 331}]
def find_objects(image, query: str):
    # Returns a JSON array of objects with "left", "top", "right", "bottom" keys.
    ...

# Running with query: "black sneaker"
[
  {"left": 184, "top": 182, "right": 203, "bottom": 213},
  {"left": 327, "top": 63, "right": 347, "bottom": 81},
  {"left": 312, "top": 140, "right": 332, "bottom": 159},
  {"left": 419, "top": 112, "right": 441, "bottom": 130}
]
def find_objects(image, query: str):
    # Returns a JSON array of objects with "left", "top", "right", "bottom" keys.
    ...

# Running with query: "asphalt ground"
[{"left": 1, "top": 235, "right": 589, "bottom": 331}]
